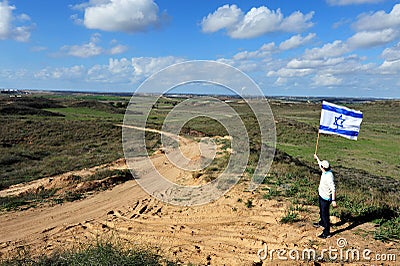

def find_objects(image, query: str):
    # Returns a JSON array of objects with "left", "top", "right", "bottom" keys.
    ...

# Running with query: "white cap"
[{"left": 320, "top": 160, "right": 330, "bottom": 169}]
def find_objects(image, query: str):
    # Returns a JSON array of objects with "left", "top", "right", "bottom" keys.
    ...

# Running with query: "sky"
[{"left": 0, "top": 0, "right": 400, "bottom": 98}]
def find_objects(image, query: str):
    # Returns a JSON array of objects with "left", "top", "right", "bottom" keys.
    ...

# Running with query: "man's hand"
[
  {"left": 314, "top": 154, "right": 319, "bottom": 160},
  {"left": 332, "top": 201, "right": 337, "bottom": 208}
]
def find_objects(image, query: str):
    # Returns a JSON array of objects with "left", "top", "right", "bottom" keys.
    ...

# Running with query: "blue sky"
[{"left": 0, "top": 0, "right": 400, "bottom": 97}]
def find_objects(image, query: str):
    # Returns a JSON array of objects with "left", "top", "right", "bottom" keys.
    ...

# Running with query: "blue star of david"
[{"left": 333, "top": 114, "right": 345, "bottom": 129}]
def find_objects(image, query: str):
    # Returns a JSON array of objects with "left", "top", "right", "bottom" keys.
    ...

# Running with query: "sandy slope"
[{"left": 0, "top": 130, "right": 398, "bottom": 265}]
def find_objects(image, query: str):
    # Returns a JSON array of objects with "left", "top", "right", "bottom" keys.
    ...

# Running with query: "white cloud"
[
  {"left": 274, "top": 76, "right": 288, "bottom": 86},
  {"left": 79, "top": 0, "right": 162, "bottom": 33},
  {"left": 312, "top": 73, "right": 342, "bottom": 86},
  {"left": 280, "top": 11, "right": 315, "bottom": 33},
  {"left": 0, "top": 68, "right": 29, "bottom": 80},
  {"left": 0, "top": 0, "right": 33, "bottom": 42},
  {"left": 34, "top": 65, "right": 85, "bottom": 80},
  {"left": 0, "top": 1, "right": 14, "bottom": 38},
  {"left": 17, "top": 13, "right": 30, "bottom": 22},
  {"left": 90, "top": 32, "right": 101, "bottom": 43},
  {"left": 345, "top": 4, "right": 400, "bottom": 48},
  {"left": 279, "top": 33, "right": 316, "bottom": 50},
  {"left": 268, "top": 68, "right": 314, "bottom": 78},
  {"left": 378, "top": 59, "right": 400, "bottom": 74},
  {"left": 201, "top": 5, "right": 314, "bottom": 39},
  {"left": 110, "top": 44, "right": 128, "bottom": 55},
  {"left": 304, "top": 40, "right": 350, "bottom": 59},
  {"left": 87, "top": 56, "right": 185, "bottom": 84},
  {"left": 70, "top": 13, "right": 83, "bottom": 25},
  {"left": 59, "top": 34, "right": 127, "bottom": 58},
  {"left": 265, "top": 45, "right": 376, "bottom": 90},
  {"left": 228, "top": 7, "right": 284, "bottom": 38},
  {"left": 231, "top": 33, "right": 316, "bottom": 62},
  {"left": 379, "top": 42, "right": 400, "bottom": 74},
  {"left": 347, "top": 28, "right": 398, "bottom": 48},
  {"left": 287, "top": 57, "right": 345, "bottom": 69},
  {"left": 332, "top": 18, "right": 351, "bottom": 29},
  {"left": 131, "top": 56, "right": 184, "bottom": 77},
  {"left": 33, "top": 56, "right": 185, "bottom": 85},
  {"left": 327, "top": 0, "right": 384, "bottom": 6},
  {"left": 201, "top": 4, "right": 242, "bottom": 33},
  {"left": 233, "top": 42, "right": 276, "bottom": 60},
  {"left": 382, "top": 42, "right": 400, "bottom": 61},
  {"left": 108, "top": 58, "right": 132, "bottom": 74},
  {"left": 61, "top": 42, "right": 104, "bottom": 58},
  {"left": 353, "top": 4, "right": 400, "bottom": 31}
]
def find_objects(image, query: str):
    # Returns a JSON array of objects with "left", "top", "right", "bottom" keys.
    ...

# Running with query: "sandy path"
[
  {"left": 0, "top": 180, "right": 144, "bottom": 243},
  {"left": 1, "top": 180, "right": 397, "bottom": 265}
]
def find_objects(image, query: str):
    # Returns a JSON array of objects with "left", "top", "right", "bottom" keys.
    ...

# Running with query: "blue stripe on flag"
[
  {"left": 322, "top": 104, "right": 363, "bottom": 118},
  {"left": 319, "top": 125, "right": 359, "bottom": 137}
]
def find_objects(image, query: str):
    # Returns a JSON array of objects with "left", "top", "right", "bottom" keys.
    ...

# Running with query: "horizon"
[{"left": 2, "top": 87, "right": 398, "bottom": 100}]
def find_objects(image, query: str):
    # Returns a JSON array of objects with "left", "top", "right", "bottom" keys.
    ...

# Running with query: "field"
[{"left": 0, "top": 92, "right": 399, "bottom": 265}]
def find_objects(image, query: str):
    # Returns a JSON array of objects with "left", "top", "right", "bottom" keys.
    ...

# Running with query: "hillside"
[{"left": 0, "top": 93, "right": 399, "bottom": 265}]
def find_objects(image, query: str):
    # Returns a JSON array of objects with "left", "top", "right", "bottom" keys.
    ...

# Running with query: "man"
[{"left": 313, "top": 154, "right": 337, "bottom": 239}]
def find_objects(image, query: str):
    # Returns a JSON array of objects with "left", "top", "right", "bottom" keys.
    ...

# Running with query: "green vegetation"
[
  {"left": 0, "top": 187, "right": 58, "bottom": 211},
  {"left": 0, "top": 95, "right": 124, "bottom": 189},
  {"left": 280, "top": 208, "right": 300, "bottom": 224},
  {"left": 0, "top": 241, "right": 177, "bottom": 266},
  {"left": 245, "top": 199, "right": 253, "bottom": 208}
]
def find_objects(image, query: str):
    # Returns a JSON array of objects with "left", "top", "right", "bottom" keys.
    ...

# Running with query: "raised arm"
[{"left": 314, "top": 154, "right": 321, "bottom": 165}]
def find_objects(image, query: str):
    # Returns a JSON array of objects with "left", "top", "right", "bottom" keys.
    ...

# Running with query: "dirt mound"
[{"left": 0, "top": 159, "right": 132, "bottom": 204}]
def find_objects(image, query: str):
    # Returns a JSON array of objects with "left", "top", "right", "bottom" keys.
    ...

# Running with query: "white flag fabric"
[{"left": 319, "top": 101, "right": 363, "bottom": 140}]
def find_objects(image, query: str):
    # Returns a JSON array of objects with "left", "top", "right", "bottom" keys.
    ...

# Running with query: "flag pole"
[{"left": 314, "top": 131, "right": 320, "bottom": 155}]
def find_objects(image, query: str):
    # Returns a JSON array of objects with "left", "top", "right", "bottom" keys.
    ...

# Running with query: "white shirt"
[{"left": 318, "top": 170, "right": 335, "bottom": 201}]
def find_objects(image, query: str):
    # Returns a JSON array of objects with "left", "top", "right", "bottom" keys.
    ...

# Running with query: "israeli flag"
[{"left": 319, "top": 101, "right": 363, "bottom": 140}]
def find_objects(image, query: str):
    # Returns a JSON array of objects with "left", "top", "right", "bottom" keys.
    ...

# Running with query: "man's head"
[{"left": 320, "top": 160, "right": 330, "bottom": 171}]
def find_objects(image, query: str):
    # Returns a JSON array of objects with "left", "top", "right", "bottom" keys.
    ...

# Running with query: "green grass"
[
  {"left": 0, "top": 241, "right": 177, "bottom": 266},
  {"left": 245, "top": 199, "right": 253, "bottom": 208},
  {"left": 0, "top": 118, "right": 123, "bottom": 188},
  {"left": 0, "top": 187, "right": 58, "bottom": 211},
  {"left": 0, "top": 95, "right": 127, "bottom": 189},
  {"left": 280, "top": 208, "right": 300, "bottom": 224},
  {"left": 374, "top": 215, "right": 400, "bottom": 241},
  {"left": 44, "top": 107, "right": 124, "bottom": 121}
]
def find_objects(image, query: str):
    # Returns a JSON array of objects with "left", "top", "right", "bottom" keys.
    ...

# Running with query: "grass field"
[
  {"left": 1, "top": 93, "right": 399, "bottom": 245},
  {"left": 0, "top": 95, "right": 125, "bottom": 189}
]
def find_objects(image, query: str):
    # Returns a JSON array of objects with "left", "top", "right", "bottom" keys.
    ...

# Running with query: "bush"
[{"left": 280, "top": 208, "right": 300, "bottom": 224}]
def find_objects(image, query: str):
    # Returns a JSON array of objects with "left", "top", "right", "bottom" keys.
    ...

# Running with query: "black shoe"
[
  {"left": 318, "top": 233, "right": 332, "bottom": 239},
  {"left": 313, "top": 222, "right": 323, "bottom": 228}
]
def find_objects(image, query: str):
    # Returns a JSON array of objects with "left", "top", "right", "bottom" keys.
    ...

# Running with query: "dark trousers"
[{"left": 319, "top": 196, "right": 331, "bottom": 235}]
